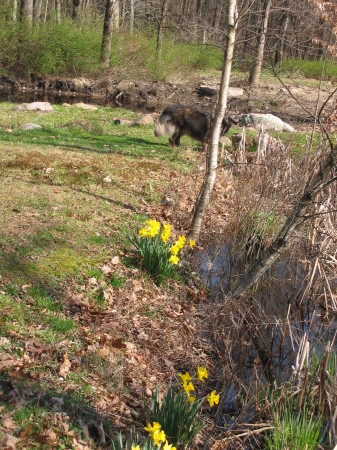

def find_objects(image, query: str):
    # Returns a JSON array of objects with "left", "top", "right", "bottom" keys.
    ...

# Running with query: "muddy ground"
[{"left": 0, "top": 73, "right": 336, "bottom": 131}]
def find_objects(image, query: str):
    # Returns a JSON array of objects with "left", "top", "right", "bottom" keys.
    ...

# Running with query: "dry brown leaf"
[
  {"left": 59, "top": 353, "right": 71, "bottom": 377},
  {"left": 101, "top": 264, "right": 112, "bottom": 275},
  {"left": 25, "top": 339, "right": 47, "bottom": 355},
  {"left": 97, "top": 346, "right": 111, "bottom": 358},
  {"left": 0, "top": 434, "right": 18, "bottom": 450},
  {"left": 110, "top": 256, "right": 120, "bottom": 265},
  {"left": 110, "top": 338, "right": 127, "bottom": 349},
  {"left": 0, "top": 353, "right": 21, "bottom": 370}
]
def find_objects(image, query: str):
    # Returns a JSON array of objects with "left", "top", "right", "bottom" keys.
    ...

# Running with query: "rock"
[
  {"left": 72, "top": 77, "right": 90, "bottom": 91},
  {"left": 219, "top": 136, "right": 232, "bottom": 147},
  {"left": 61, "top": 102, "right": 71, "bottom": 107},
  {"left": 116, "top": 80, "right": 134, "bottom": 91},
  {"left": 18, "top": 102, "right": 53, "bottom": 112},
  {"left": 239, "top": 113, "right": 295, "bottom": 132},
  {"left": 21, "top": 123, "right": 42, "bottom": 130},
  {"left": 73, "top": 103, "right": 98, "bottom": 110},
  {"left": 133, "top": 114, "right": 154, "bottom": 126},
  {"left": 114, "top": 119, "right": 134, "bottom": 126},
  {"left": 197, "top": 85, "right": 244, "bottom": 97}
]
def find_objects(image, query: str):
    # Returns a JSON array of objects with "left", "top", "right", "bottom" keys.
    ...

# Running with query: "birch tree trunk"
[
  {"left": 232, "top": 144, "right": 337, "bottom": 299},
  {"left": 190, "top": 0, "right": 237, "bottom": 240},
  {"left": 55, "top": 0, "right": 61, "bottom": 23},
  {"left": 13, "top": 0, "right": 18, "bottom": 20},
  {"left": 101, "top": 0, "right": 114, "bottom": 67},
  {"left": 248, "top": 0, "right": 272, "bottom": 86},
  {"left": 129, "top": 0, "right": 134, "bottom": 32},
  {"left": 21, "top": 0, "right": 33, "bottom": 22},
  {"left": 156, "top": 0, "right": 169, "bottom": 60},
  {"left": 33, "top": 0, "right": 43, "bottom": 24},
  {"left": 113, "top": 0, "right": 119, "bottom": 29}
]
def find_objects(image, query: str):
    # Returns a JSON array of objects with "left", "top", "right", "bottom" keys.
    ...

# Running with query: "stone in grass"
[
  {"left": 21, "top": 123, "right": 42, "bottom": 130},
  {"left": 240, "top": 113, "right": 295, "bottom": 132},
  {"left": 18, "top": 102, "right": 53, "bottom": 112}
]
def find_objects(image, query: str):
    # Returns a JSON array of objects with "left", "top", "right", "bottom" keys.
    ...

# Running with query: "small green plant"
[
  {"left": 129, "top": 219, "right": 196, "bottom": 286},
  {"left": 265, "top": 405, "right": 323, "bottom": 450}
]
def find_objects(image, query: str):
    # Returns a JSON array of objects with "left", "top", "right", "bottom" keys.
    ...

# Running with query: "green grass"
[
  {"left": 278, "top": 58, "right": 337, "bottom": 81},
  {"left": 266, "top": 406, "right": 323, "bottom": 450}
]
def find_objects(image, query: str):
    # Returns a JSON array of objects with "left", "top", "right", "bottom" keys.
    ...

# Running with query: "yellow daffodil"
[
  {"left": 169, "top": 255, "right": 179, "bottom": 265},
  {"left": 177, "top": 235, "right": 186, "bottom": 249},
  {"left": 189, "top": 239, "right": 196, "bottom": 249},
  {"left": 183, "top": 381, "right": 195, "bottom": 394},
  {"left": 197, "top": 366, "right": 208, "bottom": 382},
  {"left": 163, "top": 441, "right": 177, "bottom": 450},
  {"left": 153, "top": 429, "right": 166, "bottom": 446},
  {"left": 207, "top": 390, "right": 220, "bottom": 407},
  {"left": 131, "top": 446, "right": 141, "bottom": 450},
  {"left": 144, "top": 421, "right": 162, "bottom": 436},
  {"left": 178, "top": 372, "right": 191, "bottom": 384},
  {"left": 188, "top": 395, "right": 195, "bottom": 404},
  {"left": 170, "top": 244, "right": 180, "bottom": 255}
]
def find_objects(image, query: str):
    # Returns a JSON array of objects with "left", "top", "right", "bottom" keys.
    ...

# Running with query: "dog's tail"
[{"left": 154, "top": 111, "right": 176, "bottom": 139}]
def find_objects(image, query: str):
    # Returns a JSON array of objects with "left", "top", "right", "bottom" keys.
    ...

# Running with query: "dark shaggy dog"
[{"left": 154, "top": 105, "right": 238, "bottom": 147}]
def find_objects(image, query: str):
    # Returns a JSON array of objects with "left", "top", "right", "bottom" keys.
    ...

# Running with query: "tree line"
[{"left": 6, "top": 0, "right": 337, "bottom": 82}]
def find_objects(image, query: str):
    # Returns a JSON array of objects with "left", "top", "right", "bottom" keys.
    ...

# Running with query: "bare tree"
[
  {"left": 55, "top": 0, "right": 61, "bottom": 23},
  {"left": 129, "top": 0, "right": 134, "bottom": 32},
  {"left": 248, "top": 0, "right": 272, "bottom": 86},
  {"left": 20, "top": 0, "right": 33, "bottom": 22},
  {"left": 156, "top": 0, "right": 169, "bottom": 60},
  {"left": 190, "top": 0, "right": 238, "bottom": 240},
  {"left": 33, "top": 0, "right": 43, "bottom": 24},
  {"left": 113, "top": 0, "right": 119, "bottom": 29},
  {"left": 101, "top": 0, "right": 114, "bottom": 67}
]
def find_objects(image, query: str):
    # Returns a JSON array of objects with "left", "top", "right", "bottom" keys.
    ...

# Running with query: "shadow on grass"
[{"left": 0, "top": 374, "right": 141, "bottom": 448}]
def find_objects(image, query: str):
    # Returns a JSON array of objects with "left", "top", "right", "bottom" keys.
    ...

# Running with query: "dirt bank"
[{"left": 0, "top": 73, "right": 336, "bottom": 129}]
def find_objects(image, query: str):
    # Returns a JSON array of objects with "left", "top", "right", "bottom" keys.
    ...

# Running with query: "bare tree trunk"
[
  {"left": 44, "top": 0, "right": 48, "bottom": 22},
  {"left": 274, "top": 1, "right": 290, "bottom": 65},
  {"left": 13, "top": 0, "right": 18, "bottom": 20},
  {"left": 190, "top": 0, "right": 238, "bottom": 240},
  {"left": 21, "top": 0, "right": 33, "bottom": 22},
  {"left": 113, "top": 0, "right": 119, "bottom": 29},
  {"left": 156, "top": 0, "right": 169, "bottom": 60},
  {"left": 72, "top": 0, "right": 81, "bottom": 19},
  {"left": 129, "top": 0, "right": 134, "bottom": 32},
  {"left": 248, "top": 0, "right": 272, "bottom": 86},
  {"left": 101, "top": 0, "right": 114, "bottom": 67},
  {"left": 34, "top": 0, "right": 43, "bottom": 24},
  {"left": 55, "top": 0, "right": 61, "bottom": 22},
  {"left": 232, "top": 144, "right": 337, "bottom": 299},
  {"left": 202, "top": 0, "right": 210, "bottom": 44}
]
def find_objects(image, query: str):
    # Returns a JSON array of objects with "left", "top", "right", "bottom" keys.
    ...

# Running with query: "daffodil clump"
[
  {"left": 143, "top": 422, "right": 176, "bottom": 449},
  {"left": 178, "top": 367, "right": 220, "bottom": 408},
  {"left": 130, "top": 218, "right": 196, "bottom": 286}
]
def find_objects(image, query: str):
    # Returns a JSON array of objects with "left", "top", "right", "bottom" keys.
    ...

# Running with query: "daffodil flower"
[
  {"left": 197, "top": 366, "right": 208, "bottom": 382},
  {"left": 178, "top": 372, "right": 191, "bottom": 384},
  {"left": 144, "top": 421, "right": 162, "bottom": 436},
  {"left": 177, "top": 235, "right": 186, "bottom": 249},
  {"left": 131, "top": 446, "right": 141, "bottom": 450},
  {"left": 153, "top": 429, "right": 166, "bottom": 446},
  {"left": 170, "top": 244, "right": 180, "bottom": 255},
  {"left": 183, "top": 381, "right": 195, "bottom": 394},
  {"left": 207, "top": 390, "right": 220, "bottom": 407},
  {"left": 169, "top": 255, "right": 179, "bottom": 265},
  {"left": 189, "top": 239, "right": 196, "bottom": 249},
  {"left": 163, "top": 441, "right": 177, "bottom": 450},
  {"left": 188, "top": 395, "right": 195, "bottom": 404}
]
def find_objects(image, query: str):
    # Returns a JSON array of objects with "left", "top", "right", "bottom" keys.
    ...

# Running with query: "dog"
[{"left": 154, "top": 105, "right": 239, "bottom": 147}]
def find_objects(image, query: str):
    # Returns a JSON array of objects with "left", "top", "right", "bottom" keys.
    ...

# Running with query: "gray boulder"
[
  {"left": 240, "top": 113, "right": 295, "bottom": 132},
  {"left": 18, "top": 102, "right": 53, "bottom": 112},
  {"left": 21, "top": 123, "right": 42, "bottom": 130}
]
